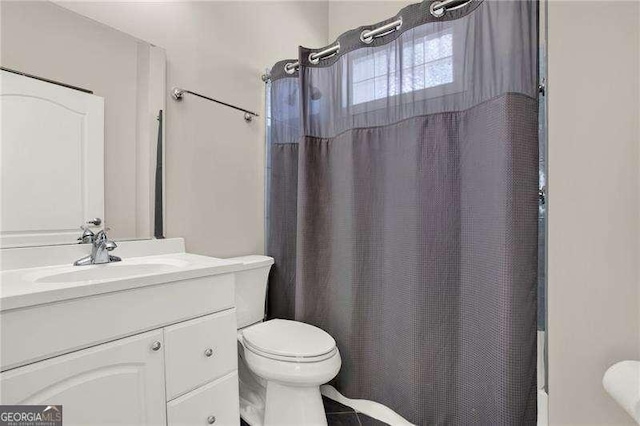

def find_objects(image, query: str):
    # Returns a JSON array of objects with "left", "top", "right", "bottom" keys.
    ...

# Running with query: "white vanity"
[{"left": 0, "top": 239, "right": 248, "bottom": 425}]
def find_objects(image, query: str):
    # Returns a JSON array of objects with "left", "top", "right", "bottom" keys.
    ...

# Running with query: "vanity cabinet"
[{"left": 0, "top": 271, "right": 240, "bottom": 426}]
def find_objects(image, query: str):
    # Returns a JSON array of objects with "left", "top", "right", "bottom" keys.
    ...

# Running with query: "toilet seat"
[{"left": 242, "top": 319, "right": 337, "bottom": 363}]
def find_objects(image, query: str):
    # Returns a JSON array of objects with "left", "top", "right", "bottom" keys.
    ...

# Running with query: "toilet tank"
[{"left": 229, "top": 255, "right": 274, "bottom": 329}]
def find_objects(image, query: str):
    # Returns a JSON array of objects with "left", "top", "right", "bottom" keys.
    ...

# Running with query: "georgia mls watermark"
[{"left": 0, "top": 405, "right": 62, "bottom": 426}]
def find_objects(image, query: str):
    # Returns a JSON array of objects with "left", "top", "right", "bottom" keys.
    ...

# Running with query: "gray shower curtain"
[{"left": 267, "top": 1, "right": 538, "bottom": 424}]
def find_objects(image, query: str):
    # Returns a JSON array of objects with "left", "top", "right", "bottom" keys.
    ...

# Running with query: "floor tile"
[
  {"left": 326, "top": 412, "right": 361, "bottom": 426},
  {"left": 323, "top": 395, "right": 356, "bottom": 414},
  {"left": 357, "top": 413, "right": 389, "bottom": 426}
]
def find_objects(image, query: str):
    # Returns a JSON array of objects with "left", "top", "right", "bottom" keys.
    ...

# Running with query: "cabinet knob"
[
  {"left": 204, "top": 348, "right": 214, "bottom": 357},
  {"left": 207, "top": 415, "right": 216, "bottom": 424},
  {"left": 151, "top": 341, "right": 162, "bottom": 351}
]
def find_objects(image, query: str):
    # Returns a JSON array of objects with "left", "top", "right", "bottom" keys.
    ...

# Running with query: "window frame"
[{"left": 343, "top": 23, "right": 464, "bottom": 114}]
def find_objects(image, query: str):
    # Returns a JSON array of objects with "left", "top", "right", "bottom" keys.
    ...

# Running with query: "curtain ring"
[
  {"left": 308, "top": 43, "right": 340, "bottom": 65},
  {"left": 360, "top": 17, "right": 403, "bottom": 45},
  {"left": 430, "top": 1, "right": 446, "bottom": 17},
  {"left": 360, "top": 30, "right": 374, "bottom": 44},
  {"left": 308, "top": 52, "right": 320, "bottom": 65},
  {"left": 284, "top": 62, "right": 297, "bottom": 74}
]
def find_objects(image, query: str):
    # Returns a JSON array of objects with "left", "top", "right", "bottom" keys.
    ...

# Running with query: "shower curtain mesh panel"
[{"left": 267, "top": 1, "right": 538, "bottom": 424}]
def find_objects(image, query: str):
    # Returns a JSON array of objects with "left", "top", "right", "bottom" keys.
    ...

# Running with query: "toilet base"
[{"left": 264, "top": 382, "right": 327, "bottom": 426}]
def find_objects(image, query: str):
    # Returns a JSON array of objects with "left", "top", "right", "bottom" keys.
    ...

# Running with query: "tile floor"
[
  {"left": 323, "top": 396, "right": 388, "bottom": 425},
  {"left": 239, "top": 396, "right": 389, "bottom": 425}
]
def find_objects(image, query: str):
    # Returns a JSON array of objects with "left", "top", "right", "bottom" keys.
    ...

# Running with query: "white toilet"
[{"left": 231, "top": 256, "right": 341, "bottom": 426}]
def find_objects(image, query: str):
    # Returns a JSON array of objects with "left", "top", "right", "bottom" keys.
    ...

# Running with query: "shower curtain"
[{"left": 267, "top": 1, "right": 538, "bottom": 424}]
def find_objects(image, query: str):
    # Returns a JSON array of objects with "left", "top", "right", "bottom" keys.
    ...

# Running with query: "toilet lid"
[{"left": 242, "top": 319, "right": 336, "bottom": 359}]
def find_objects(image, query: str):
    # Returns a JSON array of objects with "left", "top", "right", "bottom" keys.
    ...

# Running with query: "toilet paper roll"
[{"left": 603, "top": 360, "right": 640, "bottom": 424}]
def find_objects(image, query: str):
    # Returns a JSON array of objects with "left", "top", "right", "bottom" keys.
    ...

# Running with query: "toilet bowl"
[
  {"left": 229, "top": 255, "right": 341, "bottom": 426},
  {"left": 239, "top": 319, "right": 341, "bottom": 426}
]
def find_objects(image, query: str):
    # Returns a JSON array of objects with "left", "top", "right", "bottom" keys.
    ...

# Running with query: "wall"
[
  {"left": 1, "top": 1, "right": 162, "bottom": 241},
  {"left": 547, "top": 1, "right": 640, "bottom": 425},
  {"left": 55, "top": 1, "right": 328, "bottom": 258}
]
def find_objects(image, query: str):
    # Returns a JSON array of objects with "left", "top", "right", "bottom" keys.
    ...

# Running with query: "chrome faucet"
[{"left": 74, "top": 228, "right": 121, "bottom": 266}]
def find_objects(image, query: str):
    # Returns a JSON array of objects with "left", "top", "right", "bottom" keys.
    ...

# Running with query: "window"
[{"left": 351, "top": 29, "right": 454, "bottom": 105}]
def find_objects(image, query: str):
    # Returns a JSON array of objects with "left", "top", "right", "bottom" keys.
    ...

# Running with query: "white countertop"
[
  {"left": 0, "top": 253, "right": 246, "bottom": 312},
  {"left": 0, "top": 238, "right": 272, "bottom": 312}
]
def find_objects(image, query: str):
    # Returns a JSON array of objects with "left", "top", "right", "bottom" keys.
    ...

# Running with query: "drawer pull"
[
  {"left": 151, "top": 341, "right": 162, "bottom": 351},
  {"left": 204, "top": 348, "right": 214, "bottom": 357},
  {"left": 207, "top": 415, "right": 216, "bottom": 424}
]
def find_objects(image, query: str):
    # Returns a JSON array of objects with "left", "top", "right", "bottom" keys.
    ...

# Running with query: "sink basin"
[
  {"left": 1, "top": 248, "right": 245, "bottom": 312},
  {"left": 33, "top": 262, "right": 182, "bottom": 284}
]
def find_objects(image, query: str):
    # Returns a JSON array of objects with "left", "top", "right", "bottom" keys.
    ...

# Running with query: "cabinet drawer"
[
  {"left": 167, "top": 371, "right": 239, "bottom": 426},
  {"left": 164, "top": 309, "right": 237, "bottom": 400}
]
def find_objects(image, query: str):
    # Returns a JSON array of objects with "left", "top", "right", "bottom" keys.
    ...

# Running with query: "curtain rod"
[
  {"left": 171, "top": 87, "right": 259, "bottom": 122},
  {"left": 261, "top": 0, "right": 474, "bottom": 81}
]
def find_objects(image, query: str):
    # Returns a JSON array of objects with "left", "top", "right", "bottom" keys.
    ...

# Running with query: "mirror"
[{"left": 0, "top": 1, "right": 165, "bottom": 247}]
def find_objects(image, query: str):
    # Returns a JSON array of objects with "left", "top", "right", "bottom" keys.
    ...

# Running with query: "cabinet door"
[{"left": 0, "top": 330, "right": 166, "bottom": 426}]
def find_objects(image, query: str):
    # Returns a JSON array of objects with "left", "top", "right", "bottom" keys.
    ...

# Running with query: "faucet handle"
[{"left": 78, "top": 226, "right": 95, "bottom": 244}]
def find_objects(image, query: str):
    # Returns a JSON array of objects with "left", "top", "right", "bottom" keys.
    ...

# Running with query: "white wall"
[
  {"left": 547, "top": 1, "right": 640, "bottom": 424},
  {"left": 56, "top": 1, "right": 329, "bottom": 257}
]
